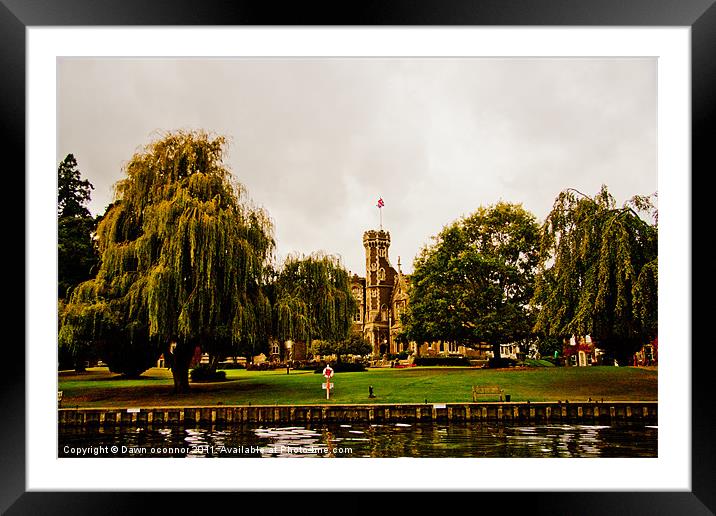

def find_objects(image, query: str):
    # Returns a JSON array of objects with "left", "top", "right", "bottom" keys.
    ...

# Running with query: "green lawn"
[{"left": 58, "top": 366, "right": 657, "bottom": 408}]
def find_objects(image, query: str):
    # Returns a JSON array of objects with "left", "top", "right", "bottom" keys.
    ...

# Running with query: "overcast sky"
[{"left": 57, "top": 58, "right": 656, "bottom": 275}]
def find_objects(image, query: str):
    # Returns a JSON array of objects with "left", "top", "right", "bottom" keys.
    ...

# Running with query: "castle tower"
[{"left": 363, "top": 229, "right": 398, "bottom": 356}]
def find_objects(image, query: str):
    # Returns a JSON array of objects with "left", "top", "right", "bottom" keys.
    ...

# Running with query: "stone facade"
[{"left": 351, "top": 228, "right": 490, "bottom": 359}]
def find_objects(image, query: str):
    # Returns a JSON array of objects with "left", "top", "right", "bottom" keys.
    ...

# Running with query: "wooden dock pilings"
[{"left": 58, "top": 401, "right": 657, "bottom": 427}]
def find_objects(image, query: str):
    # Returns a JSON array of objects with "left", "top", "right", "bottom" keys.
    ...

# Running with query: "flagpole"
[{"left": 377, "top": 197, "right": 384, "bottom": 230}]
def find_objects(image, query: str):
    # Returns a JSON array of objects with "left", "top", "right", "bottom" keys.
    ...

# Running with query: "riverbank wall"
[{"left": 58, "top": 401, "right": 657, "bottom": 427}]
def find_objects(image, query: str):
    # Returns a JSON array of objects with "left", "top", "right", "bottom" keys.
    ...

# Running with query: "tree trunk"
[
  {"left": 74, "top": 356, "right": 86, "bottom": 373},
  {"left": 170, "top": 343, "right": 193, "bottom": 394},
  {"left": 491, "top": 342, "right": 502, "bottom": 367},
  {"left": 208, "top": 353, "right": 220, "bottom": 372}
]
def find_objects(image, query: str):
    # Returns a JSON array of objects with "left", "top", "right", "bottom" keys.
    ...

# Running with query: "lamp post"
[{"left": 388, "top": 313, "right": 392, "bottom": 354}]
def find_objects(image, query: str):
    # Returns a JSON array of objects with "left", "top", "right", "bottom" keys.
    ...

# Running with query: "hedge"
[{"left": 413, "top": 357, "right": 471, "bottom": 367}]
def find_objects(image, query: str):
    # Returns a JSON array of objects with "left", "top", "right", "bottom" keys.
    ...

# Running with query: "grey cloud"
[{"left": 58, "top": 58, "right": 656, "bottom": 275}]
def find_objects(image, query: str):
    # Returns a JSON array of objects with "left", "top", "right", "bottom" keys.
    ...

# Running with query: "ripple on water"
[{"left": 59, "top": 421, "right": 657, "bottom": 459}]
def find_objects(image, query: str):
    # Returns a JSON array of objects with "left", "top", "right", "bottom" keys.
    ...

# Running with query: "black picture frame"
[{"left": 3, "top": 1, "right": 713, "bottom": 513}]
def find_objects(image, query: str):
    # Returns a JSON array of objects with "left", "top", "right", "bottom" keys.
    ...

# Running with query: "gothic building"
[
  {"left": 351, "top": 228, "right": 492, "bottom": 360},
  {"left": 350, "top": 229, "right": 401, "bottom": 356}
]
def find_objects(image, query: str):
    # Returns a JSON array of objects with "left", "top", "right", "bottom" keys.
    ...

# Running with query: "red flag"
[{"left": 377, "top": 197, "right": 385, "bottom": 208}]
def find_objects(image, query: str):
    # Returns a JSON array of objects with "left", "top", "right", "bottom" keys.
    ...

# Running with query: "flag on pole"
[{"left": 377, "top": 197, "right": 385, "bottom": 208}]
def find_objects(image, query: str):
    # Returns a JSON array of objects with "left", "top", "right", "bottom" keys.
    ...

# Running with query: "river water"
[{"left": 59, "top": 421, "right": 657, "bottom": 458}]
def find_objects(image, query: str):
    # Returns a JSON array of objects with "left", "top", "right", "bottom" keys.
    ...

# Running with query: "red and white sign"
[{"left": 322, "top": 365, "right": 334, "bottom": 399}]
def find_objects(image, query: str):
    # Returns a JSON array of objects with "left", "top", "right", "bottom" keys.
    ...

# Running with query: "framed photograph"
[{"left": 6, "top": 0, "right": 713, "bottom": 512}]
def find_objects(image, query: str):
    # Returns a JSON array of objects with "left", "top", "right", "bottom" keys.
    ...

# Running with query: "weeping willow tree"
[
  {"left": 273, "top": 253, "right": 355, "bottom": 352},
  {"left": 532, "top": 185, "right": 658, "bottom": 363},
  {"left": 59, "top": 131, "right": 275, "bottom": 392}
]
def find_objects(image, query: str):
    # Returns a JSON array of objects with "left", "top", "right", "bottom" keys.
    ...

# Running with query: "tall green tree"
[
  {"left": 59, "top": 131, "right": 274, "bottom": 392},
  {"left": 273, "top": 253, "right": 355, "bottom": 351},
  {"left": 401, "top": 202, "right": 541, "bottom": 364},
  {"left": 57, "top": 154, "right": 99, "bottom": 300},
  {"left": 532, "top": 186, "right": 658, "bottom": 363}
]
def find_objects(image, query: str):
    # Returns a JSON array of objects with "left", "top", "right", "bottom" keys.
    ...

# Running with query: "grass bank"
[{"left": 58, "top": 366, "right": 657, "bottom": 408}]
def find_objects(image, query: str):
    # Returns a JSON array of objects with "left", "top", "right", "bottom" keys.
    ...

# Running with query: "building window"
[
  {"left": 354, "top": 310, "right": 361, "bottom": 322},
  {"left": 378, "top": 247, "right": 386, "bottom": 257},
  {"left": 370, "top": 262, "right": 377, "bottom": 271},
  {"left": 371, "top": 289, "right": 378, "bottom": 298},
  {"left": 378, "top": 268, "right": 385, "bottom": 281},
  {"left": 271, "top": 342, "right": 280, "bottom": 355},
  {"left": 448, "top": 342, "right": 458, "bottom": 353}
]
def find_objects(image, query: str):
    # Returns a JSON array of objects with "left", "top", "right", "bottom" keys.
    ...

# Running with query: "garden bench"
[{"left": 472, "top": 385, "right": 503, "bottom": 402}]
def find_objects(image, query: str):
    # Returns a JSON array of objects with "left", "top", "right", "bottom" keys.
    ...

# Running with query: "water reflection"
[{"left": 59, "top": 422, "right": 657, "bottom": 458}]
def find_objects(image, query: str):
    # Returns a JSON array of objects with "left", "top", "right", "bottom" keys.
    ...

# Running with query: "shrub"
[
  {"left": 488, "top": 357, "right": 517, "bottom": 369},
  {"left": 246, "top": 362, "right": 285, "bottom": 371},
  {"left": 294, "top": 361, "right": 323, "bottom": 371},
  {"left": 218, "top": 361, "right": 245, "bottom": 369},
  {"left": 190, "top": 364, "right": 227, "bottom": 382},
  {"left": 313, "top": 361, "right": 367, "bottom": 373},
  {"left": 543, "top": 356, "right": 561, "bottom": 366},
  {"left": 413, "top": 356, "right": 471, "bottom": 367}
]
